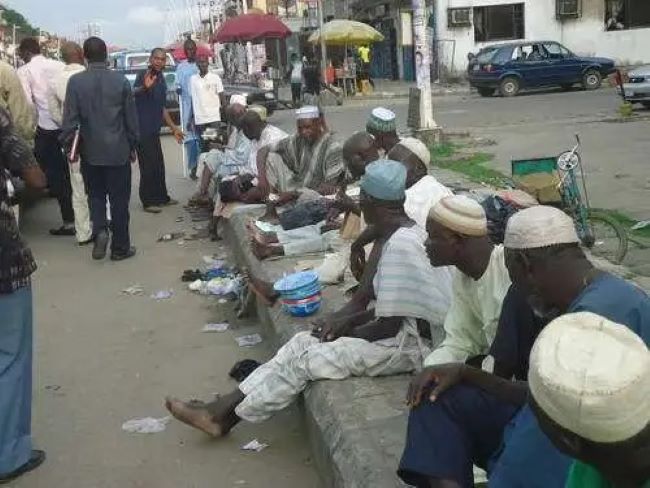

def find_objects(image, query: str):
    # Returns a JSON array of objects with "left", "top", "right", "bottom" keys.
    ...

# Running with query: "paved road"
[
  {"left": 17, "top": 138, "right": 319, "bottom": 488},
  {"left": 271, "top": 87, "right": 650, "bottom": 219}
]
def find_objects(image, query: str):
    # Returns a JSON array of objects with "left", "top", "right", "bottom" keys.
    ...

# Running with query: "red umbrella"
[
  {"left": 168, "top": 42, "right": 213, "bottom": 61},
  {"left": 213, "top": 14, "right": 291, "bottom": 43}
]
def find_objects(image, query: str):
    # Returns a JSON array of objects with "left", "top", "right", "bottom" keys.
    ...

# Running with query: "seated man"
[
  {"left": 165, "top": 160, "right": 452, "bottom": 437},
  {"left": 350, "top": 137, "right": 453, "bottom": 280},
  {"left": 256, "top": 105, "right": 344, "bottom": 201},
  {"left": 529, "top": 311, "right": 650, "bottom": 488},
  {"left": 190, "top": 96, "right": 250, "bottom": 206},
  {"left": 366, "top": 107, "right": 399, "bottom": 155},
  {"left": 399, "top": 205, "right": 650, "bottom": 488},
  {"left": 247, "top": 131, "right": 378, "bottom": 263}
]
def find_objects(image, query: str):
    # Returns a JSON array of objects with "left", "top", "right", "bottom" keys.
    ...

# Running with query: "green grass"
[{"left": 430, "top": 142, "right": 508, "bottom": 186}]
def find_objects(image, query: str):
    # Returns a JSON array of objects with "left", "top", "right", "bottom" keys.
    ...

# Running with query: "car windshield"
[{"left": 127, "top": 55, "right": 150, "bottom": 69}]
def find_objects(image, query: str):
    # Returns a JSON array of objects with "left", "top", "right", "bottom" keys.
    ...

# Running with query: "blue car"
[{"left": 468, "top": 41, "right": 616, "bottom": 97}]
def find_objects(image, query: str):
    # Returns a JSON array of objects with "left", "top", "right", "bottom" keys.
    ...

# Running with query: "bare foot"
[
  {"left": 242, "top": 268, "right": 279, "bottom": 306},
  {"left": 165, "top": 396, "right": 223, "bottom": 437},
  {"left": 251, "top": 238, "right": 283, "bottom": 261}
]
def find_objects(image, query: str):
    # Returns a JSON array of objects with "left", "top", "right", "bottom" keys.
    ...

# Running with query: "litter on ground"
[
  {"left": 236, "top": 334, "right": 263, "bottom": 347},
  {"left": 151, "top": 289, "right": 174, "bottom": 300},
  {"left": 122, "top": 285, "right": 145, "bottom": 296},
  {"left": 121, "top": 416, "right": 171, "bottom": 434},
  {"left": 241, "top": 439, "right": 268, "bottom": 452},
  {"left": 202, "top": 323, "right": 230, "bottom": 333}
]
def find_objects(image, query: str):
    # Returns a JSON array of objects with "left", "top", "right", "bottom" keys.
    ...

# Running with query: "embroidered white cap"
[
  {"left": 295, "top": 105, "right": 320, "bottom": 120},
  {"left": 504, "top": 205, "right": 579, "bottom": 249},
  {"left": 396, "top": 137, "right": 431, "bottom": 167},
  {"left": 229, "top": 94, "right": 247, "bottom": 107},
  {"left": 428, "top": 195, "right": 487, "bottom": 237},
  {"left": 529, "top": 311, "right": 650, "bottom": 443}
]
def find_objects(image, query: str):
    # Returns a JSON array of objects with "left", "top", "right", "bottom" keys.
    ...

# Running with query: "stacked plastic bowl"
[{"left": 273, "top": 271, "right": 322, "bottom": 317}]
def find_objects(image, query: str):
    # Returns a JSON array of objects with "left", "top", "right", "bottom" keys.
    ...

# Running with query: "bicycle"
[{"left": 556, "top": 134, "right": 628, "bottom": 264}]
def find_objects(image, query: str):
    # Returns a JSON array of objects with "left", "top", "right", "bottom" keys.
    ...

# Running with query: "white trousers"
[
  {"left": 69, "top": 163, "right": 91, "bottom": 242},
  {"left": 235, "top": 331, "right": 425, "bottom": 423}
]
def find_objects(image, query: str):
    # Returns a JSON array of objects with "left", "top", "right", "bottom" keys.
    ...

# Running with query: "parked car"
[
  {"left": 468, "top": 41, "right": 616, "bottom": 97},
  {"left": 111, "top": 51, "right": 180, "bottom": 127},
  {"left": 621, "top": 65, "right": 650, "bottom": 108}
]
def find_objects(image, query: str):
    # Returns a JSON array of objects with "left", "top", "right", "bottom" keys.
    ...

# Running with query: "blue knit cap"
[{"left": 360, "top": 159, "right": 406, "bottom": 201}]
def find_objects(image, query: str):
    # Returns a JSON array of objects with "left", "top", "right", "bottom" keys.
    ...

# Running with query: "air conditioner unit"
[
  {"left": 557, "top": 0, "right": 581, "bottom": 18},
  {"left": 448, "top": 8, "right": 471, "bottom": 27}
]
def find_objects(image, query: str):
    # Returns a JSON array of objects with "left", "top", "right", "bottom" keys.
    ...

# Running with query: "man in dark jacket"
[{"left": 61, "top": 37, "right": 139, "bottom": 261}]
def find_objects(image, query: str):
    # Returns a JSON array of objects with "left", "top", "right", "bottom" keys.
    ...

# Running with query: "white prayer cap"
[
  {"left": 366, "top": 107, "right": 396, "bottom": 132},
  {"left": 296, "top": 105, "right": 320, "bottom": 120},
  {"left": 248, "top": 105, "right": 267, "bottom": 121},
  {"left": 428, "top": 195, "right": 487, "bottom": 237},
  {"left": 504, "top": 205, "right": 579, "bottom": 249},
  {"left": 229, "top": 94, "right": 247, "bottom": 107},
  {"left": 529, "top": 311, "right": 650, "bottom": 443},
  {"left": 396, "top": 137, "right": 431, "bottom": 167}
]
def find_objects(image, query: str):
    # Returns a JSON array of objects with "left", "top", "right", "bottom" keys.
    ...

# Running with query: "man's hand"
[
  {"left": 406, "top": 364, "right": 466, "bottom": 408},
  {"left": 143, "top": 71, "right": 156, "bottom": 90},
  {"left": 311, "top": 316, "right": 352, "bottom": 342},
  {"left": 276, "top": 191, "right": 299, "bottom": 205},
  {"left": 172, "top": 127, "right": 184, "bottom": 144},
  {"left": 129, "top": 150, "right": 137, "bottom": 163}
]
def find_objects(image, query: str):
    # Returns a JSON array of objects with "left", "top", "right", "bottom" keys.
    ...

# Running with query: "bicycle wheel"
[{"left": 586, "top": 211, "right": 628, "bottom": 264}]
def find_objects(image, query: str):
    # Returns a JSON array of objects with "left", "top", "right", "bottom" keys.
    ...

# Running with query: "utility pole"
[
  {"left": 317, "top": 0, "right": 327, "bottom": 80},
  {"left": 241, "top": 0, "right": 253, "bottom": 75},
  {"left": 411, "top": 0, "right": 436, "bottom": 131}
]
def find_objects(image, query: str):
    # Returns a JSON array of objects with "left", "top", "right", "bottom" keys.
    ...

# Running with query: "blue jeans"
[{"left": 0, "top": 286, "right": 33, "bottom": 474}]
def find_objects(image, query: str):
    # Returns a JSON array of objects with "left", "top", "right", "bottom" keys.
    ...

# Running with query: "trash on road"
[
  {"left": 241, "top": 439, "right": 268, "bottom": 452},
  {"left": 202, "top": 322, "right": 229, "bottom": 333},
  {"left": 158, "top": 232, "right": 185, "bottom": 242},
  {"left": 122, "top": 416, "right": 171, "bottom": 434},
  {"left": 236, "top": 334, "right": 263, "bottom": 347},
  {"left": 122, "top": 285, "right": 145, "bottom": 296},
  {"left": 151, "top": 289, "right": 174, "bottom": 300}
]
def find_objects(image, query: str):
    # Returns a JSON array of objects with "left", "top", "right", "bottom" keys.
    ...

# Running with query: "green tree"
[{"left": 2, "top": 7, "right": 39, "bottom": 37}]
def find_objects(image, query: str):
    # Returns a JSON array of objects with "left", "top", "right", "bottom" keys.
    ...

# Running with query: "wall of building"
[{"left": 435, "top": 0, "right": 650, "bottom": 75}]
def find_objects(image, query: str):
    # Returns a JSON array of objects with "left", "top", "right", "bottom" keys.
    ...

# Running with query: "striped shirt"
[{"left": 271, "top": 131, "right": 344, "bottom": 190}]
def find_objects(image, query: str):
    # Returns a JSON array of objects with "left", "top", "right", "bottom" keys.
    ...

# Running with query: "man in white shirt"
[
  {"left": 47, "top": 42, "right": 92, "bottom": 245},
  {"left": 189, "top": 55, "right": 224, "bottom": 147},
  {"left": 17, "top": 37, "right": 73, "bottom": 237},
  {"left": 423, "top": 195, "right": 511, "bottom": 366}
]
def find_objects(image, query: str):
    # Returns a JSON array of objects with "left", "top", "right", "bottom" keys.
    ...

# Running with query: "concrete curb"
[{"left": 223, "top": 208, "right": 410, "bottom": 488}]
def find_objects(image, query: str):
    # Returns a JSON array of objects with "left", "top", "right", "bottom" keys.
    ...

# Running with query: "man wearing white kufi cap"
[
  {"left": 399, "top": 204, "right": 649, "bottom": 488},
  {"left": 529, "top": 312, "right": 650, "bottom": 488},
  {"left": 256, "top": 105, "right": 344, "bottom": 199},
  {"left": 366, "top": 107, "right": 400, "bottom": 155}
]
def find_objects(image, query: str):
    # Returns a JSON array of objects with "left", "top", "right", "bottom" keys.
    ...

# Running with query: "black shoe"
[
  {"left": 110, "top": 246, "right": 136, "bottom": 261},
  {"left": 78, "top": 237, "right": 94, "bottom": 246},
  {"left": 0, "top": 449, "right": 46, "bottom": 484},
  {"left": 49, "top": 225, "right": 75, "bottom": 236},
  {"left": 143, "top": 206, "right": 162, "bottom": 214},
  {"left": 92, "top": 231, "right": 109, "bottom": 260},
  {"left": 189, "top": 168, "right": 198, "bottom": 180}
]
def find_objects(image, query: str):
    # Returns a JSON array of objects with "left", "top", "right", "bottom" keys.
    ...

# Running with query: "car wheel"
[
  {"left": 561, "top": 84, "right": 573, "bottom": 91},
  {"left": 582, "top": 69, "right": 602, "bottom": 90},
  {"left": 499, "top": 77, "right": 520, "bottom": 97},
  {"left": 478, "top": 87, "right": 494, "bottom": 97}
]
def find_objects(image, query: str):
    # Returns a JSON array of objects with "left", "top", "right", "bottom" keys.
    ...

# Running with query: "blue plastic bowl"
[
  {"left": 279, "top": 282, "right": 322, "bottom": 301},
  {"left": 274, "top": 271, "right": 319, "bottom": 294},
  {"left": 281, "top": 293, "right": 322, "bottom": 317}
]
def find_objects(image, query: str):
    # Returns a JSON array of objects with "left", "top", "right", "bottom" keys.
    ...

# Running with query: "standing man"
[
  {"left": 134, "top": 48, "right": 183, "bottom": 214},
  {"left": 287, "top": 53, "right": 303, "bottom": 107},
  {"left": 175, "top": 39, "right": 200, "bottom": 179},
  {"left": 17, "top": 37, "right": 74, "bottom": 237},
  {"left": 0, "top": 108, "right": 47, "bottom": 484},
  {"left": 61, "top": 37, "right": 139, "bottom": 262},
  {"left": 357, "top": 44, "right": 373, "bottom": 89},
  {"left": 0, "top": 60, "right": 35, "bottom": 142},
  {"left": 48, "top": 41, "right": 92, "bottom": 245},
  {"left": 189, "top": 55, "right": 224, "bottom": 147}
]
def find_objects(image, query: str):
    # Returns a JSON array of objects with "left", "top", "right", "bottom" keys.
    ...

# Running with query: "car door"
[
  {"left": 542, "top": 42, "right": 582, "bottom": 85},
  {"left": 515, "top": 44, "right": 548, "bottom": 87}
]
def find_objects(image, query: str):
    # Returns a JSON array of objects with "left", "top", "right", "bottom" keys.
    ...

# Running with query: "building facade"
[{"left": 435, "top": 0, "right": 650, "bottom": 76}]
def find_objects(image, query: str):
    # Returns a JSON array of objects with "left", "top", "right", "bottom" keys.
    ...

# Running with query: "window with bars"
[
  {"left": 473, "top": 3, "right": 525, "bottom": 42},
  {"left": 605, "top": 0, "right": 650, "bottom": 30}
]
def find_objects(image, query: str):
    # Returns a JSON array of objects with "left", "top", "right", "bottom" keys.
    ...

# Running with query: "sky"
[{"left": 6, "top": 0, "right": 200, "bottom": 48}]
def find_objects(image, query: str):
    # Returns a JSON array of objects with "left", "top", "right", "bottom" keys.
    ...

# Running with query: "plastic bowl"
[
  {"left": 278, "top": 282, "right": 322, "bottom": 301},
  {"left": 273, "top": 271, "right": 319, "bottom": 294},
  {"left": 281, "top": 293, "right": 322, "bottom": 317}
]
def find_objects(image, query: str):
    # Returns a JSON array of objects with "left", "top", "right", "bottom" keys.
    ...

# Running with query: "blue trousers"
[
  {"left": 398, "top": 384, "right": 571, "bottom": 488},
  {"left": 0, "top": 286, "right": 33, "bottom": 474},
  {"left": 184, "top": 138, "right": 200, "bottom": 171}
]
